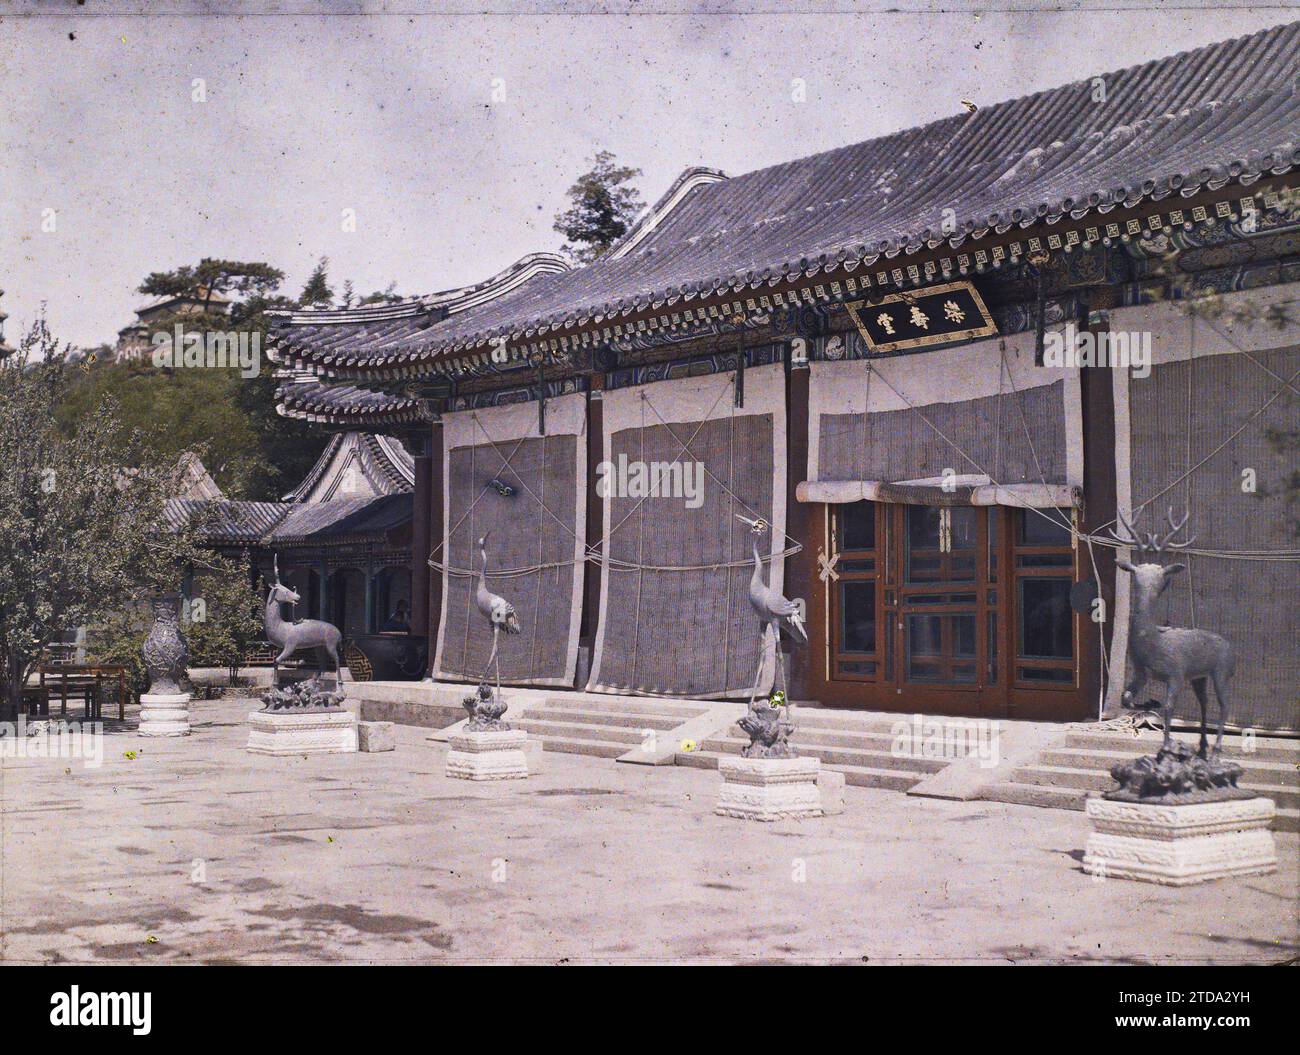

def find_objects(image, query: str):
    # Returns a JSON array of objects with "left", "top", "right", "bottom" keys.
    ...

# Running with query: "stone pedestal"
[
  {"left": 247, "top": 709, "right": 358, "bottom": 756},
  {"left": 1083, "top": 796, "right": 1278, "bottom": 886},
  {"left": 716, "top": 755, "right": 823, "bottom": 821},
  {"left": 446, "top": 728, "right": 529, "bottom": 781},
  {"left": 138, "top": 693, "right": 192, "bottom": 737},
  {"left": 358, "top": 720, "right": 395, "bottom": 752}
]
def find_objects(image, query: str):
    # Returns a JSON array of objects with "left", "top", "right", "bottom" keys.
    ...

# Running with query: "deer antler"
[
  {"left": 1152, "top": 506, "right": 1196, "bottom": 553},
  {"left": 1108, "top": 507, "right": 1195, "bottom": 560},
  {"left": 1107, "top": 509, "right": 1151, "bottom": 558}
]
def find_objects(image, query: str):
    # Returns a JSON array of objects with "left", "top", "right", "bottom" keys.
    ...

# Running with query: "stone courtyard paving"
[{"left": 1, "top": 699, "right": 1296, "bottom": 965}]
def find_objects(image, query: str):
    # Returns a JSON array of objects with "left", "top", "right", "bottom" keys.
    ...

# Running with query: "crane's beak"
[{"left": 734, "top": 513, "right": 768, "bottom": 532}]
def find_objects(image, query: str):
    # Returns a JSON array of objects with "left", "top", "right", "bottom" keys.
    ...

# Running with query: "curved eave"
[
  {"left": 275, "top": 386, "right": 424, "bottom": 428},
  {"left": 270, "top": 165, "right": 1300, "bottom": 387}
]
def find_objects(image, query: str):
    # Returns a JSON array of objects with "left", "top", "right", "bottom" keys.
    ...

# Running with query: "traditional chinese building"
[
  {"left": 169, "top": 431, "right": 423, "bottom": 675},
  {"left": 115, "top": 287, "right": 233, "bottom": 363},
  {"left": 267, "top": 23, "right": 1300, "bottom": 733}
]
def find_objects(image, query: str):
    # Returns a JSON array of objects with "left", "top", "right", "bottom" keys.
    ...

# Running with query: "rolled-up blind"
[
  {"left": 587, "top": 364, "right": 788, "bottom": 699},
  {"left": 808, "top": 327, "right": 1082, "bottom": 499},
  {"left": 433, "top": 393, "right": 587, "bottom": 687}
]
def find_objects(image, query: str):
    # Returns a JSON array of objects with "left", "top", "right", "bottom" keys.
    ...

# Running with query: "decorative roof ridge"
[
  {"left": 280, "top": 429, "right": 415, "bottom": 502},
  {"left": 436, "top": 251, "right": 570, "bottom": 317},
  {"left": 267, "top": 251, "right": 570, "bottom": 328},
  {"left": 282, "top": 432, "right": 346, "bottom": 501},
  {"left": 367, "top": 434, "right": 416, "bottom": 488},
  {"left": 607, "top": 166, "right": 729, "bottom": 260}
]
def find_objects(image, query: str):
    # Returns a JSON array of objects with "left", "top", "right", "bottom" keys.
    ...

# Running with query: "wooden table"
[{"left": 37, "top": 664, "right": 129, "bottom": 721}]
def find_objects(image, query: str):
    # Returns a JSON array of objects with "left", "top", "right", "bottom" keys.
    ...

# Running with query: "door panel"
[{"left": 820, "top": 501, "right": 1085, "bottom": 719}]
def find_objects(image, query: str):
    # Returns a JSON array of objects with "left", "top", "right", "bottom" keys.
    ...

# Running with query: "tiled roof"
[
  {"left": 266, "top": 493, "right": 412, "bottom": 544},
  {"left": 164, "top": 498, "right": 290, "bottom": 545},
  {"left": 269, "top": 21, "right": 1300, "bottom": 379},
  {"left": 166, "top": 433, "right": 415, "bottom": 545},
  {"left": 283, "top": 431, "right": 415, "bottom": 502},
  {"left": 275, "top": 380, "right": 423, "bottom": 427}
]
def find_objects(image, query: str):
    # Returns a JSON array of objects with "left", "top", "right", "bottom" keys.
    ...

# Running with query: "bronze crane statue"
[
  {"left": 474, "top": 530, "right": 521, "bottom": 700},
  {"left": 736, "top": 514, "right": 806, "bottom": 707},
  {"left": 1109, "top": 507, "right": 1235, "bottom": 759}
]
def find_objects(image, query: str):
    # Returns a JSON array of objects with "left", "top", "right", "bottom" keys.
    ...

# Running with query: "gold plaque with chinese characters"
[{"left": 845, "top": 280, "right": 997, "bottom": 354}]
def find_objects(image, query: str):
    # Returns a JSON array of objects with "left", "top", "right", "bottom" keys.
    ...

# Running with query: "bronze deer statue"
[
  {"left": 264, "top": 555, "right": 343, "bottom": 679},
  {"left": 1109, "top": 508, "right": 1234, "bottom": 758}
]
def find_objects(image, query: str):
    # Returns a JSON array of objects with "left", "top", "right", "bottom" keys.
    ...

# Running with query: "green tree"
[
  {"left": 553, "top": 150, "right": 645, "bottom": 265},
  {"left": 0, "top": 318, "right": 218, "bottom": 721},
  {"left": 57, "top": 361, "right": 264, "bottom": 496},
  {"left": 138, "top": 258, "right": 286, "bottom": 315},
  {"left": 67, "top": 258, "right": 334, "bottom": 501},
  {"left": 298, "top": 257, "right": 333, "bottom": 308},
  {"left": 185, "top": 561, "right": 265, "bottom": 682}
]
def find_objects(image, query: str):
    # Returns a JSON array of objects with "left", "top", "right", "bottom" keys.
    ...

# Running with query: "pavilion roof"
[{"left": 269, "top": 20, "right": 1300, "bottom": 395}]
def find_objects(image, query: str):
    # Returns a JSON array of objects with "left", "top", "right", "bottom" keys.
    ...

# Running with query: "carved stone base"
[
  {"left": 446, "top": 729, "right": 529, "bottom": 781},
  {"left": 138, "top": 693, "right": 192, "bottom": 737},
  {"left": 246, "top": 709, "right": 358, "bottom": 755},
  {"left": 716, "top": 755, "right": 823, "bottom": 821},
  {"left": 1083, "top": 796, "right": 1278, "bottom": 886}
]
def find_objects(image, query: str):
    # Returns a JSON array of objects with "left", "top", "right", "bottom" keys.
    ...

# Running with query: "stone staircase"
[
  {"left": 674, "top": 707, "right": 956, "bottom": 791},
  {"left": 511, "top": 695, "right": 712, "bottom": 759},
  {"left": 981, "top": 729, "right": 1300, "bottom": 831}
]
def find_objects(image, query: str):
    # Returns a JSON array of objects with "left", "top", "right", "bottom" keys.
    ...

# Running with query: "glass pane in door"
[
  {"left": 906, "top": 505, "right": 976, "bottom": 583},
  {"left": 839, "top": 581, "right": 876, "bottom": 653},
  {"left": 905, "top": 613, "right": 976, "bottom": 683}
]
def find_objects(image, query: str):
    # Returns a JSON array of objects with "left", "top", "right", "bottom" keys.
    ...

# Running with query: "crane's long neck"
[
  {"left": 479, "top": 544, "right": 489, "bottom": 588},
  {"left": 751, "top": 537, "right": 764, "bottom": 587}
]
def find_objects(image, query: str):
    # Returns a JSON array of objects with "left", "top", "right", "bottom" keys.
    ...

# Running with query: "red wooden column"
[
  {"left": 425, "top": 421, "right": 445, "bottom": 678},
  {"left": 785, "top": 355, "right": 815, "bottom": 701},
  {"left": 409, "top": 440, "right": 433, "bottom": 641},
  {"left": 1080, "top": 301, "right": 1119, "bottom": 719},
  {"left": 578, "top": 385, "right": 604, "bottom": 686}
]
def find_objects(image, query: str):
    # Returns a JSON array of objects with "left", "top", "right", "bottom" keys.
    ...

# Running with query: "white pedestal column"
[
  {"left": 716, "top": 756, "right": 823, "bottom": 821},
  {"left": 1083, "top": 796, "right": 1278, "bottom": 886},
  {"left": 446, "top": 729, "right": 529, "bottom": 781},
  {"left": 138, "top": 693, "right": 192, "bottom": 737}
]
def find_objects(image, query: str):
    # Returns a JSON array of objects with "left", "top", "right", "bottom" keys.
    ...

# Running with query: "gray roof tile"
[{"left": 270, "top": 21, "right": 1300, "bottom": 376}]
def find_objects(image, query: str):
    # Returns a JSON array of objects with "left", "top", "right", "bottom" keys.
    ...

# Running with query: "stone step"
[
  {"left": 513, "top": 718, "right": 648, "bottom": 747},
  {"left": 675, "top": 749, "right": 927, "bottom": 792},
  {"left": 523, "top": 706, "right": 684, "bottom": 731},
  {"left": 1041, "top": 747, "right": 1299, "bottom": 784},
  {"left": 540, "top": 694, "right": 709, "bottom": 719},
  {"left": 762, "top": 725, "right": 903, "bottom": 752},
  {"left": 701, "top": 734, "right": 949, "bottom": 774},
  {"left": 787, "top": 708, "right": 919, "bottom": 735},
  {"left": 1012, "top": 764, "right": 1120, "bottom": 793},
  {"left": 1013, "top": 763, "right": 1300, "bottom": 808},
  {"left": 1062, "top": 730, "right": 1300, "bottom": 762},
  {"left": 534, "top": 734, "right": 630, "bottom": 759},
  {"left": 980, "top": 781, "right": 1093, "bottom": 811}
]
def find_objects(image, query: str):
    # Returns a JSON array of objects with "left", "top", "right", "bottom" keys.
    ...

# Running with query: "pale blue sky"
[{"left": 2, "top": 0, "right": 1296, "bottom": 348}]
